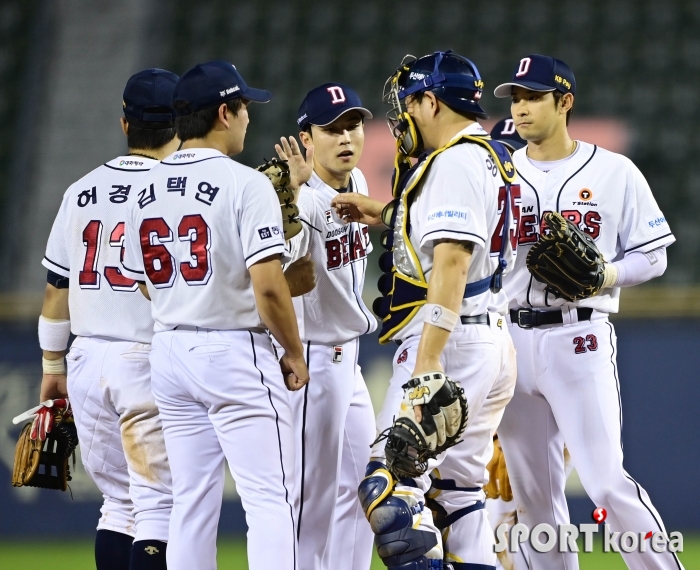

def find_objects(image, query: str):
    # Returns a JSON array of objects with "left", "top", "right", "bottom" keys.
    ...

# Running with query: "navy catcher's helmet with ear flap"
[{"left": 398, "top": 50, "right": 488, "bottom": 119}]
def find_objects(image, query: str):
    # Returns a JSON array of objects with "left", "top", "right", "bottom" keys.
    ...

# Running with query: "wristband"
[
  {"left": 42, "top": 357, "right": 66, "bottom": 375},
  {"left": 38, "top": 316, "right": 71, "bottom": 351},
  {"left": 424, "top": 304, "right": 459, "bottom": 332},
  {"left": 601, "top": 263, "right": 619, "bottom": 290}
]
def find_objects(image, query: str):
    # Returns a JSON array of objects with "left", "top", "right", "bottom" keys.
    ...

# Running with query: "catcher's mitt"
[
  {"left": 256, "top": 158, "right": 302, "bottom": 240},
  {"left": 526, "top": 211, "right": 605, "bottom": 302},
  {"left": 484, "top": 435, "right": 513, "bottom": 501},
  {"left": 374, "top": 372, "right": 468, "bottom": 479},
  {"left": 12, "top": 399, "right": 78, "bottom": 491}
]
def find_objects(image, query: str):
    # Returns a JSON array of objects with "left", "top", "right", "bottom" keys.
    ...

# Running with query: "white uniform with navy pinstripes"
[
  {"left": 122, "top": 148, "right": 297, "bottom": 570},
  {"left": 499, "top": 141, "right": 682, "bottom": 570}
]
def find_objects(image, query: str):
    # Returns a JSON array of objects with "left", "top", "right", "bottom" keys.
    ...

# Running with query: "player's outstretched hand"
[
  {"left": 275, "top": 136, "right": 314, "bottom": 192},
  {"left": 280, "top": 353, "right": 309, "bottom": 391},
  {"left": 331, "top": 193, "right": 386, "bottom": 226},
  {"left": 284, "top": 253, "right": 316, "bottom": 297},
  {"left": 39, "top": 371, "right": 68, "bottom": 403}
]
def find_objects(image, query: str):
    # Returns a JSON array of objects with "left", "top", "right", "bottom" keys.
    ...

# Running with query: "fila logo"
[
  {"left": 327, "top": 86, "right": 346, "bottom": 104},
  {"left": 500, "top": 119, "right": 516, "bottom": 135},
  {"left": 515, "top": 57, "right": 532, "bottom": 77}
]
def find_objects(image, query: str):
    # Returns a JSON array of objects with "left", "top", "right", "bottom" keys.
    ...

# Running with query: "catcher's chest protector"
[{"left": 374, "top": 135, "right": 517, "bottom": 343}]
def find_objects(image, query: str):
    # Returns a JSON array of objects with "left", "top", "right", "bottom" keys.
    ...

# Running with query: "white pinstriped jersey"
[
  {"left": 394, "top": 123, "right": 520, "bottom": 341},
  {"left": 503, "top": 141, "right": 676, "bottom": 312},
  {"left": 122, "top": 148, "right": 288, "bottom": 333},
  {"left": 286, "top": 169, "right": 376, "bottom": 344},
  {"left": 43, "top": 156, "right": 156, "bottom": 343}
]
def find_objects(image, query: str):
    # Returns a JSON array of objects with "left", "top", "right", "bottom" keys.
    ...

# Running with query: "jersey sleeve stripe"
[
  {"left": 42, "top": 256, "right": 70, "bottom": 277},
  {"left": 624, "top": 233, "right": 675, "bottom": 253},
  {"left": 245, "top": 243, "right": 287, "bottom": 267},
  {"left": 420, "top": 229, "right": 487, "bottom": 247}
]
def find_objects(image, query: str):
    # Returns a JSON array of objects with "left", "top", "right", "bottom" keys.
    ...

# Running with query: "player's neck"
[
  {"left": 525, "top": 127, "right": 576, "bottom": 162},
  {"left": 314, "top": 163, "right": 351, "bottom": 190},
  {"left": 433, "top": 118, "right": 477, "bottom": 149},
  {"left": 128, "top": 138, "right": 180, "bottom": 161},
  {"left": 180, "top": 136, "right": 230, "bottom": 156}
]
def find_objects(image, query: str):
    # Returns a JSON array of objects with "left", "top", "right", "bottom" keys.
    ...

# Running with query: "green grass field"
[{"left": 0, "top": 536, "right": 698, "bottom": 569}]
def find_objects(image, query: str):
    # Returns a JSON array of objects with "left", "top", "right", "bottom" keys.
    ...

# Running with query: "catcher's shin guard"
[{"left": 359, "top": 462, "right": 445, "bottom": 570}]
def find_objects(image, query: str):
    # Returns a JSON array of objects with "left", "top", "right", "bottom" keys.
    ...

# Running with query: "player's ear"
[
  {"left": 299, "top": 130, "right": 312, "bottom": 149},
  {"left": 218, "top": 103, "right": 231, "bottom": 129},
  {"left": 120, "top": 117, "right": 129, "bottom": 137},
  {"left": 559, "top": 93, "right": 574, "bottom": 114},
  {"left": 424, "top": 91, "right": 439, "bottom": 119}
]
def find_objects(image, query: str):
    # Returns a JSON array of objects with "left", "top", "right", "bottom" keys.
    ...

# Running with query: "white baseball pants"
[
  {"left": 150, "top": 329, "right": 297, "bottom": 570},
  {"left": 373, "top": 315, "right": 517, "bottom": 568},
  {"left": 290, "top": 339, "right": 375, "bottom": 570},
  {"left": 498, "top": 315, "right": 683, "bottom": 570},
  {"left": 66, "top": 336, "right": 172, "bottom": 541}
]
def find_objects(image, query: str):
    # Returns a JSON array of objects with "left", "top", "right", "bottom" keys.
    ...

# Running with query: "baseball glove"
[
  {"left": 526, "top": 212, "right": 605, "bottom": 302},
  {"left": 484, "top": 435, "right": 513, "bottom": 501},
  {"left": 256, "top": 158, "right": 302, "bottom": 240},
  {"left": 374, "top": 372, "right": 468, "bottom": 479},
  {"left": 12, "top": 399, "right": 78, "bottom": 491}
]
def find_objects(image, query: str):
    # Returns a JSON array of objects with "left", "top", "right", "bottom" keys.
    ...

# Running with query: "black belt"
[
  {"left": 510, "top": 307, "right": 593, "bottom": 329},
  {"left": 394, "top": 313, "right": 490, "bottom": 344}
]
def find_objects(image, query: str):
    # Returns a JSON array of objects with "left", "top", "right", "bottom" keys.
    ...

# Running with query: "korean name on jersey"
[
  {"left": 43, "top": 156, "right": 157, "bottom": 343},
  {"left": 121, "top": 149, "right": 288, "bottom": 333},
  {"left": 286, "top": 169, "right": 376, "bottom": 344},
  {"left": 503, "top": 141, "right": 675, "bottom": 312}
]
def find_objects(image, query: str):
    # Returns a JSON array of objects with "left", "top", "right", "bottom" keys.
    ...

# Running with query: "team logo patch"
[
  {"left": 258, "top": 227, "right": 272, "bottom": 240},
  {"left": 578, "top": 188, "right": 593, "bottom": 201},
  {"left": 332, "top": 345, "right": 343, "bottom": 363},
  {"left": 397, "top": 349, "right": 408, "bottom": 364}
]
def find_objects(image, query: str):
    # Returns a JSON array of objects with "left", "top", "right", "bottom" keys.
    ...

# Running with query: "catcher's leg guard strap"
[
  {"left": 386, "top": 558, "right": 446, "bottom": 570},
  {"left": 450, "top": 563, "right": 496, "bottom": 570},
  {"left": 376, "top": 526, "right": 439, "bottom": 567},
  {"left": 434, "top": 500, "right": 485, "bottom": 531}
]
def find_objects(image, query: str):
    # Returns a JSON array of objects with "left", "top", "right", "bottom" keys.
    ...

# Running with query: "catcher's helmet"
[{"left": 384, "top": 50, "right": 487, "bottom": 157}]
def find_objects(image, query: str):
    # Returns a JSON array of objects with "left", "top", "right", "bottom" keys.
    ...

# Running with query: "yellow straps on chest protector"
[{"left": 374, "top": 135, "right": 516, "bottom": 344}]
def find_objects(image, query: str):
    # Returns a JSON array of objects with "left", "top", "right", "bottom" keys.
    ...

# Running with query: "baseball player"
[
  {"left": 333, "top": 51, "right": 520, "bottom": 570},
  {"left": 121, "top": 60, "right": 308, "bottom": 570},
  {"left": 39, "top": 69, "right": 179, "bottom": 569},
  {"left": 493, "top": 55, "right": 681, "bottom": 570},
  {"left": 487, "top": 119, "right": 531, "bottom": 570},
  {"left": 273, "top": 83, "right": 376, "bottom": 570}
]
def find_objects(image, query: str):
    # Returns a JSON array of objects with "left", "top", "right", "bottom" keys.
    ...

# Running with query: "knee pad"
[{"left": 359, "top": 462, "right": 441, "bottom": 569}]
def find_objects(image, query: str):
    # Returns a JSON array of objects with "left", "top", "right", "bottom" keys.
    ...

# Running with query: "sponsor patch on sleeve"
[{"left": 427, "top": 207, "right": 469, "bottom": 223}]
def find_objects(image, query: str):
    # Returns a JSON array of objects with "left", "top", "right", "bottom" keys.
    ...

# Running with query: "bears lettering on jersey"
[
  {"left": 326, "top": 225, "right": 370, "bottom": 270},
  {"left": 518, "top": 208, "right": 602, "bottom": 244}
]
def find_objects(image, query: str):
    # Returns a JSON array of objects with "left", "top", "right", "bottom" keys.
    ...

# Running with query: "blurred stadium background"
[{"left": 0, "top": 0, "right": 699, "bottom": 568}]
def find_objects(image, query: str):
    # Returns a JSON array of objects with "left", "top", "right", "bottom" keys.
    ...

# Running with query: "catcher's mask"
[{"left": 383, "top": 50, "right": 488, "bottom": 157}]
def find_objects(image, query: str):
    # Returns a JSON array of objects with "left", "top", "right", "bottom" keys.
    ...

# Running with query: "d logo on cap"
[
  {"left": 327, "top": 86, "right": 346, "bottom": 104},
  {"left": 516, "top": 57, "right": 532, "bottom": 77}
]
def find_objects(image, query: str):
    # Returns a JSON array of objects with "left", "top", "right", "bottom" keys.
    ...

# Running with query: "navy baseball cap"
[
  {"left": 123, "top": 68, "right": 179, "bottom": 124},
  {"left": 174, "top": 60, "right": 271, "bottom": 115},
  {"left": 490, "top": 118, "right": 526, "bottom": 151},
  {"left": 494, "top": 55, "right": 575, "bottom": 98},
  {"left": 297, "top": 83, "right": 372, "bottom": 129}
]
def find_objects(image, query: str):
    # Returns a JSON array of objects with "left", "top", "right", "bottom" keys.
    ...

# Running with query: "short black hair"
[
  {"left": 552, "top": 91, "right": 573, "bottom": 125},
  {"left": 174, "top": 98, "right": 243, "bottom": 141},
  {"left": 408, "top": 91, "right": 479, "bottom": 122},
  {"left": 125, "top": 117, "right": 176, "bottom": 150}
]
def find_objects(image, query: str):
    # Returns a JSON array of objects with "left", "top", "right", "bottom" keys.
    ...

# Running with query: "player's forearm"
[
  {"left": 603, "top": 247, "right": 667, "bottom": 289},
  {"left": 40, "top": 284, "right": 70, "bottom": 361},
  {"left": 250, "top": 258, "right": 304, "bottom": 358},
  {"left": 414, "top": 241, "right": 472, "bottom": 373}
]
